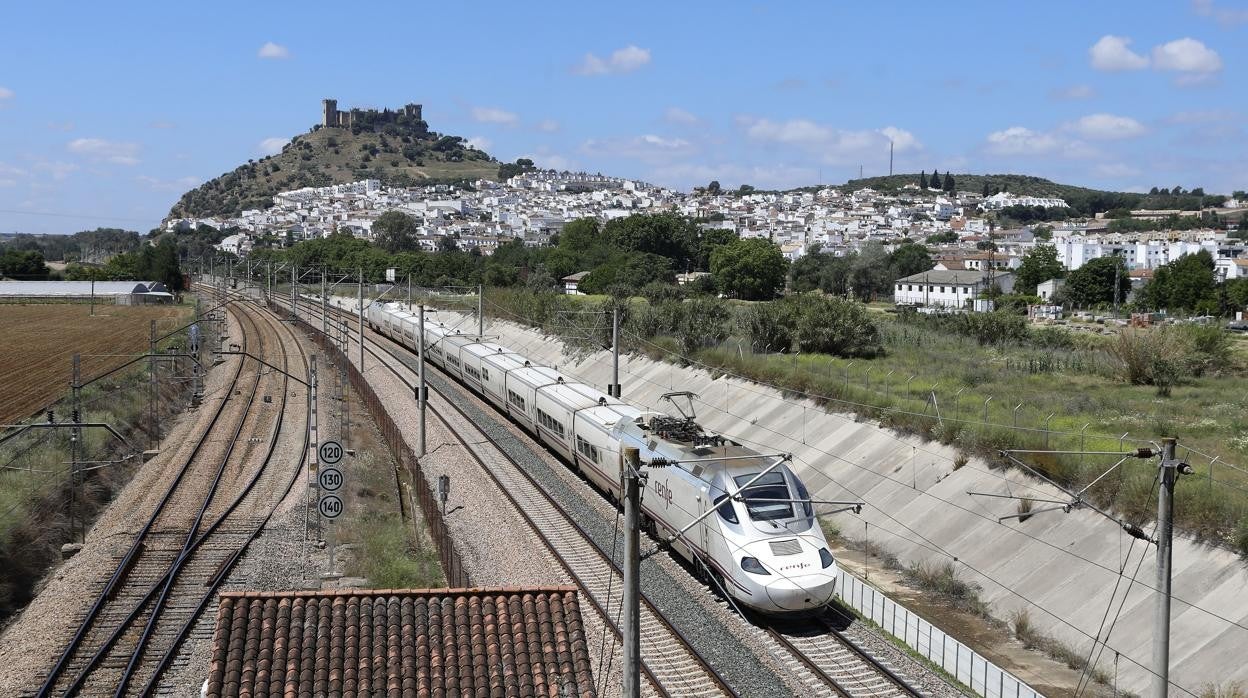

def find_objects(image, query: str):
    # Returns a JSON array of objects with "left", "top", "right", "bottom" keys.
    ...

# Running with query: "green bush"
[{"left": 738, "top": 294, "right": 883, "bottom": 358}]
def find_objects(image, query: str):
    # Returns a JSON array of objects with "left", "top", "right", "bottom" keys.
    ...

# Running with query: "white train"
[{"left": 366, "top": 302, "right": 839, "bottom": 614}]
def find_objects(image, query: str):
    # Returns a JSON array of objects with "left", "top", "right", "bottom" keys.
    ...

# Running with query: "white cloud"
[
  {"left": 0, "top": 162, "right": 25, "bottom": 186},
  {"left": 1051, "top": 84, "right": 1096, "bottom": 100},
  {"left": 470, "top": 107, "right": 519, "bottom": 125},
  {"left": 137, "top": 175, "right": 202, "bottom": 192},
  {"left": 984, "top": 126, "right": 1062, "bottom": 155},
  {"left": 520, "top": 150, "right": 578, "bottom": 172},
  {"left": 258, "top": 42, "right": 290, "bottom": 59},
  {"left": 741, "top": 117, "right": 920, "bottom": 164},
  {"left": 573, "top": 45, "right": 651, "bottom": 76},
  {"left": 1166, "top": 109, "right": 1237, "bottom": 124},
  {"left": 1092, "top": 163, "right": 1142, "bottom": 179},
  {"left": 663, "top": 107, "right": 700, "bottom": 125},
  {"left": 1069, "top": 113, "right": 1148, "bottom": 140},
  {"left": 32, "top": 160, "right": 79, "bottom": 180},
  {"left": 1089, "top": 35, "right": 1149, "bottom": 71},
  {"left": 257, "top": 137, "right": 290, "bottom": 155},
  {"left": 0, "top": 87, "right": 13, "bottom": 101},
  {"left": 1152, "top": 37, "right": 1222, "bottom": 77},
  {"left": 1192, "top": 0, "right": 1248, "bottom": 26},
  {"left": 535, "top": 119, "right": 560, "bottom": 133},
  {"left": 67, "top": 138, "right": 140, "bottom": 165},
  {"left": 465, "top": 136, "right": 492, "bottom": 152},
  {"left": 581, "top": 134, "right": 695, "bottom": 164}
]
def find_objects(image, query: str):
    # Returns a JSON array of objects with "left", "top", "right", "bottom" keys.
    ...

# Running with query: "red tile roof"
[{"left": 206, "top": 587, "right": 595, "bottom": 698}]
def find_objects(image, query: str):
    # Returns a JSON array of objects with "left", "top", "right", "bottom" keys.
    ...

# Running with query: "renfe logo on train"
[{"left": 651, "top": 479, "right": 674, "bottom": 509}]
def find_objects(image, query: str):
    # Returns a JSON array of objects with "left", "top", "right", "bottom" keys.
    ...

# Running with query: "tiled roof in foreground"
[{"left": 206, "top": 586, "right": 595, "bottom": 698}]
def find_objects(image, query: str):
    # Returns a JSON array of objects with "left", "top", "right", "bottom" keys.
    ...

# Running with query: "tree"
[
  {"left": 1062, "top": 256, "right": 1129, "bottom": 307},
  {"left": 848, "top": 242, "right": 892, "bottom": 300},
  {"left": 603, "top": 212, "right": 701, "bottom": 269},
  {"left": 1032, "top": 224, "right": 1054, "bottom": 241},
  {"left": 925, "top": 231, "right": 959, "bottom": 245},
  {"left": 1233, "top": 190, "right": 1247, "bottom": 200},
  {"left": 0, "top": 249, "right": 51, "bottom": 279},
  {"left": 707, "top": 180, "right": 722, "bottom": 195},
  {"left": 737, "top": 184, "right": 755, "bottom": 195},
  {"left": 982, "top": 181, "right": 991, "bottom": 196},
  {"left": 437, "top": 234, "right": 460, "bottom": 253},
  {"left": 1136, "top": 250, "right": 1218, "bottom": 313},
  {"left": 889, "top": 242, "right": 933, "bottom": 278},
  {"left": 929, "top": 169, "right": 941, "bottom": 189},
  {"left": 558, "top": 218, "right": 601, "bottom": 252},
  {"left": 372, "top": 211, "right": 420, "bottom": 253},
  {"left": 1015, "top": 244, "right": 1064, "bottom": 294},
  {"left": 498, "top": 158, "right": 536, "bottom": 180},
  {"left": 711, "top": 237, "right": 787, "bottom": 300},
  {"left": 943, "top": 172, "right": 955, "bottom": 192},
  {"left": 919, "top": 171, "right": 927, "bottom": 190}
]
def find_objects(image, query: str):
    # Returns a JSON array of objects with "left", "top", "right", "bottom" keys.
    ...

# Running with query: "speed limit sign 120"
[{"left": 318, "top": 440, "right": 344, "bottom": 465}]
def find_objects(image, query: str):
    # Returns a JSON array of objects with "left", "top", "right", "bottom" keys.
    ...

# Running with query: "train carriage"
[
  {"left": 478, "top": 351, "right": 530, "bottom": 411},
  {"left": 364, "top": 302, "right": 838, "bottom": 615},
  {"left": 501, "top": 365, "right": 559, "bottom": 433}
]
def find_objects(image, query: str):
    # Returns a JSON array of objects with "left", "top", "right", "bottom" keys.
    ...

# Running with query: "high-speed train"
[{"left": 366, "top": 301, "right": 838, "bottom": 614}]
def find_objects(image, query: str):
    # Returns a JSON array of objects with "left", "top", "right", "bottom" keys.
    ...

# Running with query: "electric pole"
[
  {"left": 1113, "top": 259, "right": 1122, "bottom": 320},
  {"left": 321, "top": 272, "right": 328, "bottom": 336},
  {"left": 70, "top": 354, "right": 81, "bottom": 542},
  {"left": 1153, "top": 437, "right": 1179, "bottom": 697},
  {"left": 418, "top": 304, "right": 427, "bottom": 457},
  {"left": 612, "top": 305, "right": 621, "bottom": 398},
  {"left": 621, "top": 446, "right": 641, "bottom": 698},
  {"left": 478, "top": 284, "right": 484, "bottom": 336},
  {"left": 292, "top": 263, "right": 298, "bottom": 321},
  {"left": 357, "top": 268, "right": 364, "bottom": 372},
  {"left": 148, "top": 320, "right": 156, "bottom": 448}
]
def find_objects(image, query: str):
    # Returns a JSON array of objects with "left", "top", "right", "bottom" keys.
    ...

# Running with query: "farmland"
[{"left": 0, "top": 304, "right": 191, "bottom": 425}]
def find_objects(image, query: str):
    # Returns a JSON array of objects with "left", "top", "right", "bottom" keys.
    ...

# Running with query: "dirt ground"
[{"left": 0, "top": 303, "right": 189, "bottom": 424}]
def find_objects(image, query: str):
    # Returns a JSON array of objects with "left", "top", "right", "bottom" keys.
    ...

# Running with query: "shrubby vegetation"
[{"left": 738, "top": 295, "right": 883, "bottom": 357}]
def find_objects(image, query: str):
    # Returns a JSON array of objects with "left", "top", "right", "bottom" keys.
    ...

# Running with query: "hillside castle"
[{"left": 321, "top": 99, "right": 422, "bottom": 128}]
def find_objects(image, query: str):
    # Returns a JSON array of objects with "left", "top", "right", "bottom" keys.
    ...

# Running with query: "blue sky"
[{"left": 2, "top": 1, "right": 1246, "bottom": 234}]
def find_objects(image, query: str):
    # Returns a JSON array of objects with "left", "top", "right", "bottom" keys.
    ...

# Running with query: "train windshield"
[{"left": 734, "top": 471, "right": 793, "bottom": 521}]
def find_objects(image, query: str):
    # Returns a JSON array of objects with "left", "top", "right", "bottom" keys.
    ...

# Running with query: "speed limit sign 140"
[
  {"left": 318, "top": 440, "right": 344, "bottom": 465},
  {"left": 319, "top": 494, "right": 344, "bottom": 519}
]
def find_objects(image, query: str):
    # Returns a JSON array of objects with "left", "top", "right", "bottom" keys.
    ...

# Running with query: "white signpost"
[{"left": 317, "top": 439, "right": 346, "bottom": 574}]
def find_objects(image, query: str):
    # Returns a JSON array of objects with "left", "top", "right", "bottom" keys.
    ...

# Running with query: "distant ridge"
[{"left": 166, "top": 102, "right": 500, "bottom": 221}]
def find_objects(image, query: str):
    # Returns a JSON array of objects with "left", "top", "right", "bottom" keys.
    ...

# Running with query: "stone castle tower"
[{"left": 321, "top": 99, "right": 421, "bottom": 128}]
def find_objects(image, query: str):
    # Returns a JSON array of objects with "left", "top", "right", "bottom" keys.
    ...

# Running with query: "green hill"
[
  {"left": 839, "top": 173, "right": 1225, "bottom": 216},
  {"left": 167, "top": 113, "right": 502, "bottom": 220}
]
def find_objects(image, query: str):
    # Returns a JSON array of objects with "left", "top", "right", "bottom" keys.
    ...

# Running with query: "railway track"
[
  {"left": 299, "top": 296, "right": 942, "bottom": 697},
  {"left": 34, "top": 288, "right": 310, "bottom": 697},
  {"left": 763, "top": 611, "right": 920, "bottom": 697},
  {"left": 289, "top": 295, "right": 733, "bottom": 697}
]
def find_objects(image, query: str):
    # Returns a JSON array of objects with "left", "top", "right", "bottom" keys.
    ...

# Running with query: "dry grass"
[{"left": 1010, "top": 609, "right": 1111, "bottom": 685}]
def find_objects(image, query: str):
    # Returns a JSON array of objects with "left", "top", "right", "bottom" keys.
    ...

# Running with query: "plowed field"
[{"left": 0, "top": 304, "right": 190, "bottom": 424}]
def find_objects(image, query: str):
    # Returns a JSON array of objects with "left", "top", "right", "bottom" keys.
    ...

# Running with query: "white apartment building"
[
  {"left": 1051, "top": 231, "right": 1247, "bottom": 272},
  {"left": 893, "top": 270, "right": 1015, "bottom": 308}
]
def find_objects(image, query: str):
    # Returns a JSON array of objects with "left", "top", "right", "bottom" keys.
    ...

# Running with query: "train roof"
[
  {"left": 578, "top": 404, "right": 644, "bottom": 431},
  {"left": 480, "top": 352, "right": 532, "bottom": 372},
  {"left": 462, "top": 341, "right": 509, "bottom": 359},
  {"left": 538, "top": 383, "right": 603, "bottom": 412},
  {"left": 507, "top": 365, "right": 561, "bottom": 387}
]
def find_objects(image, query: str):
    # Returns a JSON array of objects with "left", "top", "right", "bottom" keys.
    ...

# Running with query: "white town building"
[{"left": 893, "top": 270, "right": 1015, "bottom": 308}]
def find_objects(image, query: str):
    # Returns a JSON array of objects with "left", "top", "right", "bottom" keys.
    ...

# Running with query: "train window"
[
  {"left": 576, "top": 437, "right": 601, "bottom": 464},
  {"left": 482, "top": 368, "right": 490, "bottom": 381},
  {"left": 508, "top": 390, "right": 526, "bottom": 411},
  {"left": 733, "top": 471, "right": 794, "bottom": 521},
  {"left": 538, "top": 409, "right": 566, "bottom": 438},
  {"left": 714, "top": 494, "right": 738, "bottom": 524},
  {"left": 793, "top": 474, "right": 813, "bottom": 518}
]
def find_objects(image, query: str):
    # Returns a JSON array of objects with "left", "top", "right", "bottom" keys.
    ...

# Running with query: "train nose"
[{"left": 766, "top": 573, "right": 838, "bottom": 612}]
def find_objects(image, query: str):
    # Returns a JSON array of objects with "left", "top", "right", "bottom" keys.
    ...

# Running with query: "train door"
[{"left": 697, "top": 483, "right": 711, "bottom": 558}]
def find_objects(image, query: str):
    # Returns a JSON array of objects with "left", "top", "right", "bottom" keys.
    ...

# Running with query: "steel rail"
[
  {"left": 296, "top": 297, "right": 739, "bottom": 698},
  {"left": 34, "top": 296, "right": 255, "bottom": 698}
]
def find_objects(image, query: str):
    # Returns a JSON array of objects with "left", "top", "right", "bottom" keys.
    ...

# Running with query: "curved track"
[
  {"left": 34, "top": 287, "right": 311, "bottom": 697},
  {"left": 300, "top": 295, "right": 947, "bottom": 698},
  {"left": 291, "top": 295, "right": 735, "bottom": 698}
]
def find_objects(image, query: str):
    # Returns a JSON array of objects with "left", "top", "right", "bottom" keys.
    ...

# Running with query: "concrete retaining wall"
[{"left": 443, "top": 309, "right": 1248, "bottom": 695}]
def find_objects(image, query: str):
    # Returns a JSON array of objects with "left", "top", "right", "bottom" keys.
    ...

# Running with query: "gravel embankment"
[{"left": 0, "top": 308, "right": 254, "bottom": 696}]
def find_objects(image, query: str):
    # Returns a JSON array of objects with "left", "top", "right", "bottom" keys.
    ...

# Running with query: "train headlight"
[
  {"left": 740, "top": 557, "right": 770, "bottom": 576},
  {"left": 819, "top": 548, "right": 835, "bottom": 569}
]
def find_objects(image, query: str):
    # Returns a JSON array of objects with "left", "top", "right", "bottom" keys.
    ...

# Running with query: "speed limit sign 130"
[
  {"left": 318, "top": 439, "right": 344, "bottom": 465},
  {"left": 318, "top": 467, "right": 344, "bottom": 492}
]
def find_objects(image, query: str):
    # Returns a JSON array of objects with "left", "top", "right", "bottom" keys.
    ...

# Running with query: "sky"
[{"left": 2, "top": 0, "right": 1247, "bottom": 234}]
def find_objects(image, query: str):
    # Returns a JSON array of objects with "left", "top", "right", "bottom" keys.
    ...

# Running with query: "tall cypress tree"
[
  {"left": 943, "top": 172, "right": 955, "bottom": 192},
  {"left": 919, "top": 171, "right": 927, "bottom": 189}
]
